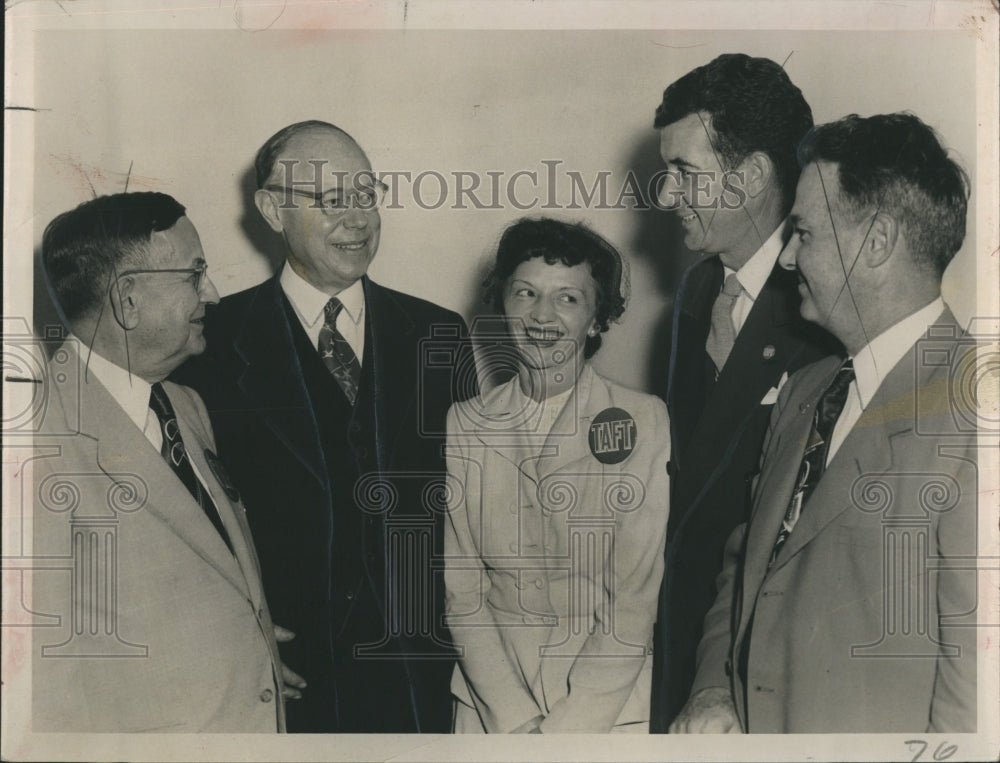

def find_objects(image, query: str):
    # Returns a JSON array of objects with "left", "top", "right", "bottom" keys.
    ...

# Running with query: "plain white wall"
[{"left": 31, "top": 29, "right": 978, "bottom": 393}]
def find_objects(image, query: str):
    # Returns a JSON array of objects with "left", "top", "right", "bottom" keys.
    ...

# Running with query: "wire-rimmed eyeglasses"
[
  {"left": 113, "top": 262, "right": 209, "bottom": 292},
  {"left": 263, "top": 181, "right": 389, "bottom": 217}
]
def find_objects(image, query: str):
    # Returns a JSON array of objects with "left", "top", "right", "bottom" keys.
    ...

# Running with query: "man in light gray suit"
[
  {"left": 673, "top": 113, "right": 978, "bottom": 733},
  {"left": 31, "top": 192, "right": 300, "bottom": 732}
]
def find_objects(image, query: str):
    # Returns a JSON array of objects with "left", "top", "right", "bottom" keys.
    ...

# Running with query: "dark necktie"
[
  {"left": 739, "top": 359, "right": 856, "bottom": 700},
  {"left": 768, "top": 358, "right": 856, "bottom": 566},
  {"left": 705, "top": 272, "right": 743, "bottom": 373},
  {"left": 318, "top": 297, "right": 361, "bottom": 405},
  {"left": 149, "top": 382, "right": 233, "bottom": 553}
]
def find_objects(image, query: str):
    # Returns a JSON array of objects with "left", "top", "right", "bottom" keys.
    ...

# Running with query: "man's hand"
[
  {"left": 273, "top": 624, "right": 307, "bottom": 700},
  {"left": 669, "top": 687, "right": 740, "bottom": 733}
]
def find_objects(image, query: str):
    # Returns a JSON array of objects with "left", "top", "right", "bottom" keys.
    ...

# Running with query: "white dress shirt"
[
  {"left": 826, "top": 297, "right": 946, "bottom": 464},
  {"left": 280, "top": 264, "right": 366, "bottom": 364},
  {"left": 73, "top": 337, "right": 210, "bottom": 486},
  {"left": 720, "top": 221, "right": 786, "bottom": 335}
]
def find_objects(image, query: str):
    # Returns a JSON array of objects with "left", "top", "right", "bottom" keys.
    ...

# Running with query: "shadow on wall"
[
  {"left": 463, "top": 234, "right": 520, "bottom": 394},
  {"left": 31, "top": 167, "right": 282, "bottom": 345},
  {"left": 33, "top": 247, "right": 66, "bottom": 344},
  {"left": 623, "top": 126, "right": 701, "bottom": 398}
]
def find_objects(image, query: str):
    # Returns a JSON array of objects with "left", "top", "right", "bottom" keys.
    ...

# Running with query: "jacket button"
[
  {"left": 508, "top": 503, "right": 517, "bottom": 514},
  {"left": 534, "top": 578, "right": 544, "bottom": 589},
  {"left": 258, "top": 608, "right": 265, "bottom": 620},
  {"left": 509, "top": 542, "right": 518, "bottom": 553},
  {"left": 260, "top": 688, "right": 274, "bottom": 702}
]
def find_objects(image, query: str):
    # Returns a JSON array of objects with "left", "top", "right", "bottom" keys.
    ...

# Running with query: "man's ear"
[
  {"left": 736, "top": 151, "right": 774, "bottom": 200},
  {"left": 254, "top": 188, "right": 284, "bottom": 233},
  {"left": 109, "top": 275, "right": 140, "bottom": 330},
  {"left": 863, "top": 211, "right": 899, "bottom": 268}
]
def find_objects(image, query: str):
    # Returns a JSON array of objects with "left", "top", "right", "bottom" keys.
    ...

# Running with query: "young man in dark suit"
[
  {"left": 175, "top": 121, "right": 476, "bottom": 733},
  {"left": 649, "top": 54, "right": 838, "bottom": 731}
]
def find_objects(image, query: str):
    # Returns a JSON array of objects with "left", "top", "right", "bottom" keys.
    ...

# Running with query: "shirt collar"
[
  {"left": 70, "top": 335, "right": 152, "bottom": 434},
  {"left": 850, "top": 296, "right": 946, "bottom": 408},
  {"left": 279, "top": 264, "right": 365, "bottom": 328},
  {"left": 722, "top": 221, "right": 786, "bottom": 300}
]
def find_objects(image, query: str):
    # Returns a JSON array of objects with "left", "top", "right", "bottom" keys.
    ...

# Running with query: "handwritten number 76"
[{"left": 905, "top": 740, "right": 958, "bottom": 762}]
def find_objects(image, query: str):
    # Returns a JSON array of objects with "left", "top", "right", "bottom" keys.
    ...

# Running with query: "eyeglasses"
[
  {"left": 263, "top": 181, "right": 389, "bottom": 217},
  {"left": 114, "top": 262, "right": 209, "bottom": 292}
]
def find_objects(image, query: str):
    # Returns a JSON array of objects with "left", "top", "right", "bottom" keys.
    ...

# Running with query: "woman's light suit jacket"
[{"left": 444, "top": 364, "right": 670, "bottom": 733}]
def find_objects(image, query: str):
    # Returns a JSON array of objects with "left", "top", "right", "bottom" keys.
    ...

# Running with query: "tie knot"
[
  {"left": 835, "top": 357, "right": 856, "bottom": 386},
  {"left": 324, "top": 297, "right": 344, "bottom": 322},
  {"left": 722, "top": 272, "right": 743, "bottom": 298},
  {"left": 148, "top": 381, "right": 174, "bottom": 423},
  {"left": 819, "top": 358, "right": 856, "bottom": 419}
]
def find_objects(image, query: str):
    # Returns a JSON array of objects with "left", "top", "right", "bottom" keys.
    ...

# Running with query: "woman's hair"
[{"left": 483, "top": 217, "right": 627, "bottom": 358}]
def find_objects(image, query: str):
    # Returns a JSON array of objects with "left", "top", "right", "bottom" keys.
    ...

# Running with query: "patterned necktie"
[
  {"left": 705, "top": 272, "right": 743, "bottom": 373},
  {"left": 149, "top": 382, "right": 233, "bottom": 553},
  {"left": 769, "top": 358, "right": 856, "bottom": 566},
  {"left": 318, "top": 297, "right": 361, "bottom": 405}
]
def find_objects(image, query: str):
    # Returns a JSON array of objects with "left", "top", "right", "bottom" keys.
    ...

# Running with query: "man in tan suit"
[
  {"left": 31, "top": 192, "right": 300, "bottom": 732},
  {"left": 672, "top": 113, "right": 978, "bottom": 732}
]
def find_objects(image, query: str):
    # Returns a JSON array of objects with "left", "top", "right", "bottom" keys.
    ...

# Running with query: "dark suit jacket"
[
  {"left": 691, "top": 311, "right": 977, "bottom": 732},
  {"left": 173, "top": 274, "right": 476, "bottom": 733},
  {"left": 650, "top": 255, "right": 838, "bottom": 730}
]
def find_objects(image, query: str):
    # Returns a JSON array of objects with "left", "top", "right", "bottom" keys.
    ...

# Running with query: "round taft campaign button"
[
  {"left": 204, "top": 448, "right": 240, "bottom": 503},
  {"left": 588, "top": 407, "right": 637, "bottom": 465}
]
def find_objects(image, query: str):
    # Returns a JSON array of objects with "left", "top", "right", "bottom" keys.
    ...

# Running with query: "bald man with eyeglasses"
[{"left": 174, "top": 121, "right": 477, "bottom": 733}]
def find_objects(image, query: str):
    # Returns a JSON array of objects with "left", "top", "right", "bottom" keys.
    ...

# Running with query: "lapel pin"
[
  {"left": 762, "top": 345, "right": 776, "bottom": 361},
  {"left": 589, "top": 407, "right": 637, "bottom": 465},
  {"left": 204, "top": 448, "right": 241, "bottom": 503}
]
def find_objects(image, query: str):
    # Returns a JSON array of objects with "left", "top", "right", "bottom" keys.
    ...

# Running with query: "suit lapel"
[
  {"left": 674, "top": 266, "right": 808, "bottom": 537},
  {"left": 689, "top": 268, "right": 796, "bottom": 453},
  {"left": 231, "top": 276, "right": 327, "bottom": 487},
  {"left": 768, "top": 343, "right": 924, "bottom": 569},
  {"left": 535, "top": 364, "right": 608, "bottom": 481},
  {"left": 361, "top": 278, "right": 416, "bottom": 472},
  {"left": 71, "top": 359, "right": 250, "bottom": 597},
  {"left": 469, "top": 377, "right": 554, "bottom": 486},
  {"left": 668, "top": 258, "right": 721, "bottom": 461},
  {"left": 170, "top": 385, "right": 266, "bottom": 608},
  {"left": 739, "top": 357, "right": 841, "bottom": 604}
]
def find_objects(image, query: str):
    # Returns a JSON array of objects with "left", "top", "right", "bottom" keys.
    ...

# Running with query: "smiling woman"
[
  {"left": 483, "top": 218, "right": 627, "bottom": 396},
  {"left": 443, "top": 218, "right": 672, "bottom": 733}
]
